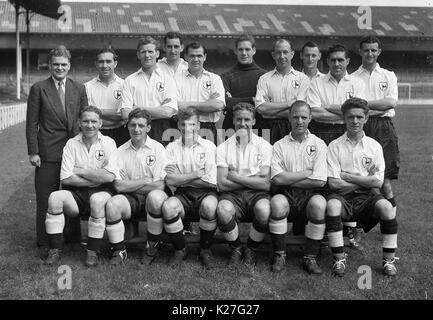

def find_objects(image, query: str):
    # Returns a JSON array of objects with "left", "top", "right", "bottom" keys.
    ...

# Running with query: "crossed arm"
[{"left": 217, "top": 166, "right": 271, "bottom": 192}]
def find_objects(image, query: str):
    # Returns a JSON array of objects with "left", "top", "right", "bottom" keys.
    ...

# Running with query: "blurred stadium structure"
[{"left": 0, "top": 1, "right": 432, "bottom": 104}]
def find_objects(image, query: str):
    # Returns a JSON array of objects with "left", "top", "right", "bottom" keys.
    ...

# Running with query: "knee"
[
  {"left": 200, "top": 196, "right": 217, "bottom": 220},
  {"left": 270, "top": 194, "right": 289, "bottom": 219},
  {"left": 47, "top": 191, "right": 65, "bottom": 210},
  {"left": 376, "top": 199, "right": 395, "bottom": 220},
  {"left": 105, "top": 197, "right": 123, "bottom": 221},
  {"left": 89, "top": 193, "right": 110, "bottom": 218},
  {"left": 326, "top": 199, "right": 342, "bottom": 217},
  {"left": 217, "top": 200, "right": 234, "bottom": 224},
  {"left": 161, "top": 197, "right": 181, "bottom": 220},
  {"left": 254, "top": 199, "right": 271, "bottom": 223},
  {"left": 307, "top": 196, "right": 326, "bottom": 221},
  {"left": 147, "top": 190, "right": 168, "bottom": 213}
]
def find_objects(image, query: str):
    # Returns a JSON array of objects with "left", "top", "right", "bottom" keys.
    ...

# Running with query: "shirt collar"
[
  {"left": 302, "top": 69, "right": 323, "bottom": 78},
  {"left": 52, "top": 77, "right": 65, "bottom": 86},
  {"left": 126, "top": 136, "right": 154, "bottom": 151},
  {"left": 74, "top": 131, "right": 103, "bottom": 143},
  {"left": 231, "top": 131, "right": 260, "bottom": 146},
  {"left": 272, "top": 67, "right": 297, "bottom": 77},
  {"left": 185, "top": 68, "right": 210, "bottom": 78},
  {"left": 343, "top": 131, "right": 366, "bottom": 147},
  {"left": 326, "top": 71, "right": 350, "bottom": 83},
  {"left": 136, "top": 66, "right": 162, "bottom": 76},
  {"left": 176, "top": 135, "right": 206, "bottom": 148},
  {"left": 96, "top": 74, "right": 121, "bottom": 84},
  {"left": 358, "top": 63, "right": 382, "bottom": 74},
  {"left": 288, "top": 130, "right": 310, "bottom": 142}
]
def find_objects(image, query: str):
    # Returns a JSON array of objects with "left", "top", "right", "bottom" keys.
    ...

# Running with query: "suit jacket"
[{"left": 26, "top": 77, "right": 88, "bottom": 162}]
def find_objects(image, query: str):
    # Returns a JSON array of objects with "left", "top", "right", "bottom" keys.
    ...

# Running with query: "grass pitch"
[{"left": 0, "top": 105, "right": 432, "bottom": 301}]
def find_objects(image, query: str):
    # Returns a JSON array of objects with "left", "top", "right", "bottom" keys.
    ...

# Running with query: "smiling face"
[
  {"left": 186, "top": 46, "right": 206, "bottom": 74},
  {"left": 128, "top": 117, "right": 151, "bottom": 144},
  {"left": 137, "top": 43, "right": 159, "bottom": 70},
  {"left": 344, "top": 107, "right": 368, "bottom": 136},
  {"left": 290, "top": 104, "right": 311, "bottom": 138},
  {"left": 79, "top": 111, "right": 102, "bottom": 139},
  {"left": 49, "top": 56, "right": 70, "bottom": 81},
  {"left": 235, "top": 40, "right": 256, "bottom": 65},
  {"left": 164, "top": 37, "right": 184, "bottom": 63},
  {"left": 272, "top": 40, "right": 294, "bottom": 70},
  {"left": 328, "top": 50, "right": 350, "bottom": 81},
  {"left": 360, "top": 42, "right": 381, "bottom": 68},
  {"left": 96, "top": 52, "right": 117, "bottom": 80}
]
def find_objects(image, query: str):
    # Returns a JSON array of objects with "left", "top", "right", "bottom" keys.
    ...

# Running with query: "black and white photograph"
[{"left": 0, "top": 0, "right": 431, "bottom": 307}]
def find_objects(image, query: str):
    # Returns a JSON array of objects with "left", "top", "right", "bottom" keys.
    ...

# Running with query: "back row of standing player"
[{"left": 72, "top": 32, "right": 399, "bottom": 276}]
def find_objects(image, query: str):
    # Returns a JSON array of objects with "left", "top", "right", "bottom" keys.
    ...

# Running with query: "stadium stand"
[{"left": 0, "top": 2, "right": 432, "bottom": 102}]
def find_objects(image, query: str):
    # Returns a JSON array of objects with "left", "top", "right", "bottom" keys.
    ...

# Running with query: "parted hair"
[
  {"left": 128, "top": 108, "right": 152, "bottom": 125},
  {"left": 137, "top": 36, "right": 160, "bottom": 51},
  {"left": 328, "top": 44, "right": 349, "bottom": 59},
  {"left": 177, "top": 107, "right": 199, "bottom": 123},
  {"left": 80, "top": 105, "right": 102, "bottom": 119},
  {"left": 233, "top": 102, "right": 255, "bottom": 118},
  {"left": 95, "top": 47, "right": 118, "bottom": 61},
  {"left": 235, "top": 34, "right": 256, "bottom": 48},
  {"left": 359, "top": 35, "right": 382, "bottom": 49},
  {"left": 164, "top": 31, "right": 183, "bottom": 45},
  {"left": 48, "top": 45, "right": 71, "bottom": 63},
  {"left": 341, "top": 97, "right": 369, "bottom": 115},
  {"left": 184, "top": 41, "right": 207, "bottom": 55}
]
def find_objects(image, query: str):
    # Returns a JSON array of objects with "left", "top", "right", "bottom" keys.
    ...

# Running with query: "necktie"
[{"left": 58, "top": 81, "right": 66, "bottom": 113}]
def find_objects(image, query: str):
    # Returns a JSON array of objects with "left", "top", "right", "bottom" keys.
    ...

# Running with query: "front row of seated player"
[{"left": 43, "top": 99, "right": 398, "bottom": 277}]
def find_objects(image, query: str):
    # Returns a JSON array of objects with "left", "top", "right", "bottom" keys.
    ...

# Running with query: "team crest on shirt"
[
  {"left": 146, "top": 155, "right": 156, "bottom": 166},
  {"left": 362, "top": 156, "right": 373, "bottom": 168},
  {"left": 379, "top": 82, "right": 388, "bottom": 91},
  {"left": 113, "top": 90, "right": 122, "bottom": 100},
  {"left": 256, "top": 153, "right": 263, "bottom": 165},
  {"left": 346, "top": 91, "right": 354, "bottom": 99},
  {"left": 292, "top": 80, "right": 300, "bottom": 89},
  {"left": 195, "top": 152, "right": 206, "bottom": 165},
  {"left": 156, "top": 82, "right": 165, "bottom": 92},
  {"left": 306, "top": 145, "right": 316, "bottom": 156},
  {"left": 203, "top": 81, "right": 212, "bottom": 90},
  {"left": 95, "top": 150, "right": 105, "bottom": 161}
]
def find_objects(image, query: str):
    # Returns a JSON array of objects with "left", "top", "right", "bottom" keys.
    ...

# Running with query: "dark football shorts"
[
  {"left": 308, "top": 120, "right": 345, "bottom": 145},
  {"left": 174, "top": 187, "right": 218, "bottom": 221},
  {"left": 218, "top": 189, "right": 270, "bottom": 222},
  {"left": 63, "top": 183, "right": 114, "bottom": 218},
  {"left": 120, "top": 192, "right": 148, "bottom": 220},
  {"left": 364, "top": 117, "right": 400, "bottom": 180},
  {"left": 275, "top": 188, "right": 325, "bottom": 235},
  {"left": 327, "top": 190, "right": 385, "bottom": 233}
]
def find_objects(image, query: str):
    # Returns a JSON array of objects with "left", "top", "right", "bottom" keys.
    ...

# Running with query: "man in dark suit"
[{"left": 26, "top": 46, "right": 88, "bottom": 247}]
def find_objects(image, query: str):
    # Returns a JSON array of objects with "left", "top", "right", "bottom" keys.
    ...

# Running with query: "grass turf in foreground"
[{"left": 0, "top": 105, "right": 432, "bottom": 300}]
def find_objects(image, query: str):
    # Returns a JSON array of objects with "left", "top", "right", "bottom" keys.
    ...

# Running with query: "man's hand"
[
  {"left": 209, "top": 92, "right": 220, "bottom": 100},
  {"left": 29, "top": 154, "right": 41, "bottom": 167},
  {"left": 340, "top": 171, "right": 361, "bottom": 181},
  {"left": 165, "top": 164, "right": 181, "bottom": 175},
  {"left": 161, "top": 98, "right": 172, "bottom": 106},
  {"left": 367, "top": 164, "right": 379, "bottom": 176},
  {"left": 226, "top": 91, "right": 232, "bottom": 98},
  {"left": 196, "top": 167, "right": 206, "bottom": 178},
  {"left": 178, "top": 101, "right": 190, "bottom": 110},
  {"left": 119, "top": 169, "right": 128, "bottom": 180}
]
